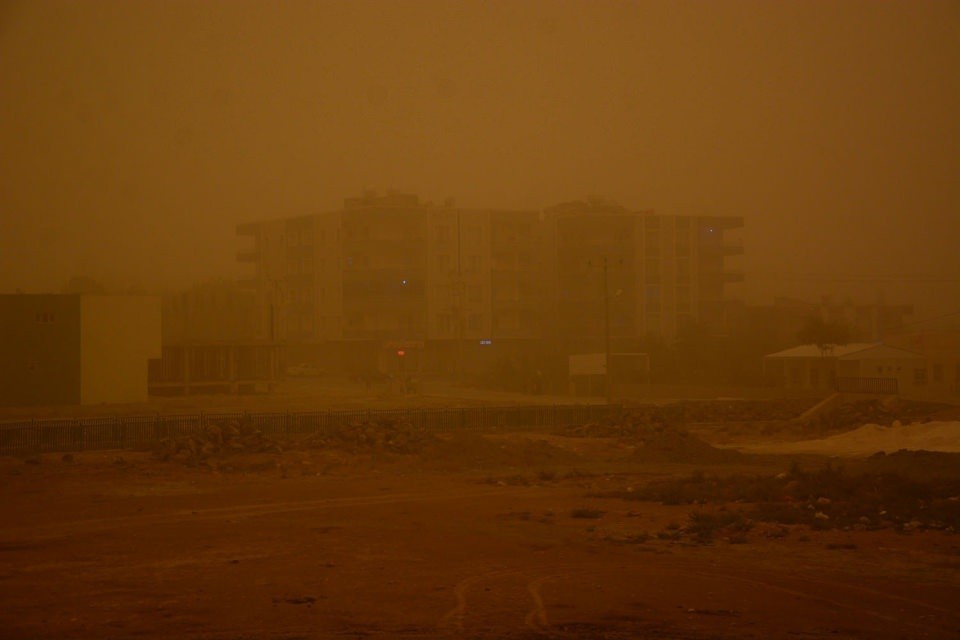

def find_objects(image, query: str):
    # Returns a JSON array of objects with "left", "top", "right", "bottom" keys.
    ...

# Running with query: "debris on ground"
[{"left": 418, "top": 431, "right": 582, "bottom": 471}]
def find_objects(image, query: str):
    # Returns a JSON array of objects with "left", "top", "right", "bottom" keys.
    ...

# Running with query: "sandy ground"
[{"left": 1, "top": 430, "right": 959, "bottom": 640}]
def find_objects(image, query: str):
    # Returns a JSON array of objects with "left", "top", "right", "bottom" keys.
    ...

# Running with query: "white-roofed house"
[{"left": 763, "top": 342, "right": 925, "bottom": 394}]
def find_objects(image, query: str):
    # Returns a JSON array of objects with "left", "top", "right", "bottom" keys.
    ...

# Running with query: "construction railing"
[
  {"left": 0, "top": 404, "right": 625, "bottom": 456},
  {"left": 836, "top": 377, "right": 899, "bottom": 395}
]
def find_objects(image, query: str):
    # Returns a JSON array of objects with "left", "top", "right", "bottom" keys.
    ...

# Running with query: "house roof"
[
  {"left": 765, "top": 343, "right": 878, "bottom": 359},
  {"left": 765, "top": 342, "right": 925, "bottom": 360},
  {"left": 837, "top": 344, "right": 925, "bottom": 360}
]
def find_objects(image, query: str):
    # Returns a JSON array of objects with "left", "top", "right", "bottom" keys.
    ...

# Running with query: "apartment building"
[
  {"left": 548, "top": 199, "right": 743, "bottom": 350},
  {"left": 235, "top": 192, "right": 744, "bottom": 378}
]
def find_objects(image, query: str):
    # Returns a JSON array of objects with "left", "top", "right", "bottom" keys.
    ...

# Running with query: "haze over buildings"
[{"left": 1, "top": 1, "right": 958, "bottom": 318}]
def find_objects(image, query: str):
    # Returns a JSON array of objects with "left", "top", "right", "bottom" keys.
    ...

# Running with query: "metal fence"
[
  {"left": 0, "top": 404, "right": 624, "bottom": 456},
  {"left": 836, "top": 376, "right": 899, "bottom": 395}
]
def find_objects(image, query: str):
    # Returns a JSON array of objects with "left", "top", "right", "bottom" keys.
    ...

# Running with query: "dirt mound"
[
  {"left": 858, "top": 449, "right": 960, "bottom": 481},
  {"left": 560, "top": 413, "right": 742, "bottom": 464},
  {"left": 679, "top": 398, "right": 819, "bottom": 422},
  {"left": 736, "top": 420, "right": 960, "bottom": 458},
  {"left": 598, "top": 463, "right": 960, "bottom": 537},
  {"left": 628, "top": 423, "right": 744, "bottom": 464},
  {"left": 418, "top": 431, "right": 582, "bottom": 471},
  {"left": 824, "top": 398, "right": 947, "bottom": 430}
]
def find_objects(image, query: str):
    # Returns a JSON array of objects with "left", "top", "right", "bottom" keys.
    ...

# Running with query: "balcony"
[
  {"left": 236, "top": 222, "right": 258, "bottom": 237},
  {"left": 720, "top": 240, "right": 744, "bottom": 256},
  {"left": 236, "top": 278, "right": 259, "bottom": 291}
]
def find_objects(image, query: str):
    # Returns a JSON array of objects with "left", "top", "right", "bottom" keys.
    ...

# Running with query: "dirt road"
[{"left": 1, "top": 445, "right": 958, "bottom": 640}]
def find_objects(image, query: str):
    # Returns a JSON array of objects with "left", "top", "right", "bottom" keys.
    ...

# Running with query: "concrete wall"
[{"left": 80, "top": 296, "right": 161, "bottom": 404}]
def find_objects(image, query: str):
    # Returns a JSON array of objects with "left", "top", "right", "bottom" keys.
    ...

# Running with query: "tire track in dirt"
[
  {"left": 438, "top": 568, "right": 524, "bottom": 630},
  {"left": 438, "top": 559, "right": 958, "bottom": 639},
  {"left": 523, "top": 574, "right": 551, "bottom": 632},
  {"left": 0, "top": 486, "right": 542, "bottom": 544},
  {"left": 438, "top": 565, "right": 594, "bottom": 635}
]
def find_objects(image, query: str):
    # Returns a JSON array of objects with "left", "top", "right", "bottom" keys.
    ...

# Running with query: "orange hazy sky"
[{"left": 1, "top": 0, "right": 958, "bottom": 314}]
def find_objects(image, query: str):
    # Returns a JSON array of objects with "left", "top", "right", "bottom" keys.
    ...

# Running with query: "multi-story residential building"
[
  {"left": 235, "top": 192, "right": 744, "bottom": 381},
  {"left": 547, "top": 198, "right": 743, "bottom": 351}
]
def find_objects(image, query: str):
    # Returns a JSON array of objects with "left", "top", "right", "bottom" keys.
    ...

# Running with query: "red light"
[{"left": 397, "top": 350, "right": 405, "bottom": 357}]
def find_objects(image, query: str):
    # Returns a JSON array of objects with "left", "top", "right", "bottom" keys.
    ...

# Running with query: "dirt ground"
[{"left": 2, "top": 414, "right": 959, "bottom": 640}]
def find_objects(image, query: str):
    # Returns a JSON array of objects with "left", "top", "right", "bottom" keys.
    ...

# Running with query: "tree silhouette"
[
  {"left": 60, "top": 275, "right": 105, "bottom": 294},
  {"left": 797, "top": 315, "right": 852, "bottom": 356}
]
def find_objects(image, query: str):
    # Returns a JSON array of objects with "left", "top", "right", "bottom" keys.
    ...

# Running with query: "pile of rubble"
[
  {"left": 152, "top": 417, "right": 440, "bottom": 464},
  {"left": 152, "top": 420, "right": 283, "bottom": 464},
  {"left": 299, "top": 418, "right": 438, "bottom": 454}
]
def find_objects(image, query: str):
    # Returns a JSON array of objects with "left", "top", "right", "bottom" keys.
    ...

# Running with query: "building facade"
[
  {"left": 0, "top": 295, "right": 161, "bottom": 406},
  {"left": 150, "top": 281, "right": 279, "bottom": 396},
  {"left": 235, "top": 192, "right": 744, "bottom": 382}
]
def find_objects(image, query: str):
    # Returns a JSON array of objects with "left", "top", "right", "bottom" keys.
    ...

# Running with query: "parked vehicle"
[{"left": 286, "top": 363, "right": 321, "bottom": 377}]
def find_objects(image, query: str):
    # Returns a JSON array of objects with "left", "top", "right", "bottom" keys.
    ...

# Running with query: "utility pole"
[
  {"left": 589, "top": 256, "right": 616, "bottom": 405},
  {"left": 454, "top": 209, "right": 464, "bottom": 383},
  {"left": 602, "top": 257, "right": 612, "bottom": 405}
]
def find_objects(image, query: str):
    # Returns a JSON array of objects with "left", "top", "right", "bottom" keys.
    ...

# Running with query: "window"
[
  {"left": 644, "top": 237, "right": 661, "bottom": 257},
  {"left": 437, "top": 313, "right": 452, "bottom": 334},
  {"left": 35, "top": 312, "right": 56, "bottom": 324},
  {"left": 467, "top": 284, "right": 482, "bottom": 303},
  {"left": 468, "top": 314, "right": 482, "bottom": 331},
  {"left": 932, "top": 363, "right": 943, "bottom": 384},
  {"left": 645, "top": 284, "right": 660, "bottom": 312},
  {"left": 676, "top": 286, "right": 691, "bottom": 313},
  {"left": 645, "top": 259, "right": 660, "bottom": 283},
  {"left": 469, "top": 255, "right": 482, "bottom": 271},
  {"left": 914, "top": 368, "right": 928, "bottom": 386}
]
